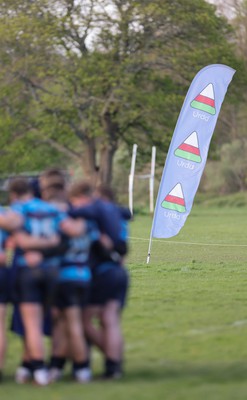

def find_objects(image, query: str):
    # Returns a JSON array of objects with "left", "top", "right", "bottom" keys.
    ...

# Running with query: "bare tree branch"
[{"left": 34, "top": 138, "right": 81, "bottom": 160}]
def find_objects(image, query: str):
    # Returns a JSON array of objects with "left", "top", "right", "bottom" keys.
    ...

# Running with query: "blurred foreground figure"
[
  {"left": 8, "top": 178, "right": 64, "bottom": 386},
  {"left": 69, "top": 182, "right": 130, "bottom": 379},
  {"left": 41, "top": 175, "right": 97, "bottom": 384}
]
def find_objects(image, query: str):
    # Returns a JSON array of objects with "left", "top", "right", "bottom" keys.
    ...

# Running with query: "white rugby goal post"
[{"left": 128, "top": 144, "right": 156, "bottom": 215}]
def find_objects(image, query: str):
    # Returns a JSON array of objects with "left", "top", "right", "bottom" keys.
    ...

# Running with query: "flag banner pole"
[
  {"left": 129, "top": 144, "right": 138, "bottom": 215},
  {"left": 147, "top": 64, "right": 235, "bottom": 261},
  {"left": 149, "top": 146, "right": 156, "bottom": 213}
]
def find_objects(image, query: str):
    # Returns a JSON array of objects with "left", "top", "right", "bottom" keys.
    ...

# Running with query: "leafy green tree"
[{"left": 0, "top": 0, "right": 243, "bottom": 183}]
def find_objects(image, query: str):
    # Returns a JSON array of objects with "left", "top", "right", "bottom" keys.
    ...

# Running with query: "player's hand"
[
  {"left": 100, "top": 234, "right": 113, "bottom": 250},
  {"left": 24, "top": 251, "right": 43, "bottom": 268},
  {"left": 14, "top": 232, "right": 33, "bottom": 249}
]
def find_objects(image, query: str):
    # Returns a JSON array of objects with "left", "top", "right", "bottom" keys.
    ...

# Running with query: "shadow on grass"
[
  {"left": 124, "top": 361, "right": 247, "bottom": 384},
  {"left": 2, "top": 362, "right": 247, "bottom": 387}
]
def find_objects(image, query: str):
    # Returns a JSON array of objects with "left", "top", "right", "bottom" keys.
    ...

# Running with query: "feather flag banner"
[{"left": 147, "top": 64, "right": 236, "bottom": 262}]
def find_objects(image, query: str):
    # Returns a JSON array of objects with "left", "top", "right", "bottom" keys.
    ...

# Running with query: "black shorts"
[
  {"left": 0, "top": 267, "right": 10, "bottom": 304},
  {"left": 89, "top": 263, "right": 129, "bottom": 308},
  {"left": 53, "top": 281, "right": 90, "bottom": 309},
  {"left": 15, "top": 266, "right": 59, "bottom": 305}
]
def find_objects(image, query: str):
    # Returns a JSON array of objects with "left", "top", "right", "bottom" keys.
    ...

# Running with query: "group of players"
[{"left": 0, "top": 168, "right": 130, "bottom": 385}]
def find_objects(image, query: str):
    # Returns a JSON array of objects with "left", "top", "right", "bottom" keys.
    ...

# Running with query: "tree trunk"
[
  {"left": 81, "top": 137, "right": 98, "bottom": 184},
  {"left": 99, "top": 111, "right": 119, "bottom": 185},
  {"left": 98, "top": 141, "right": 118, "bottom": 185}
]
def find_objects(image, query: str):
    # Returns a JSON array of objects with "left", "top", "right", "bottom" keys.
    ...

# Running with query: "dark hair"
[
  {"left": 41, "top": 167, "right": 65, "bottom": 178},
  {"left": 40, "top": 168, "right": 66, "bottom": 191},
  {"left": 8, "top": 177, "right": 32, "bottom": 196},
  {"left": 95, "top": 184, "right": 115, "bottom": 202},
  {"left": 30, "top": 178, "right": 41, "bottom": 198}
]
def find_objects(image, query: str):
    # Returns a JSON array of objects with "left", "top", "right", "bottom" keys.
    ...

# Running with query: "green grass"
[{"left": 3, "top": 205, "right": 247, "bottom": 399}]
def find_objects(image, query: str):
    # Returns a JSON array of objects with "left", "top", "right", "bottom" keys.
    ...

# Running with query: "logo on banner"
[
  {"left": 191, "top": 83, "right": 216, "bottom": 115},
  {"left": 161, "top": 183, "right": 186, "bottom": 213},
  {"left": 174, "top": 131, "right": 202, "bottom": 163}
]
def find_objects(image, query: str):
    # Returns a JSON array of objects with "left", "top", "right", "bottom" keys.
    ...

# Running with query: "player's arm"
[
  {"left": 13, "top": 231, "right": 60, "bottom": 250},
  {"left": 118, "top": 206, "right": 132, "bottom": 221},
  {"left": 68, "top": 204, "right": 96, "bottom": 220},
  {"left": 60, "top": 217, "right": 86, "bottom": 237},
  {"left": 100, "top": 233, "right": 114, "bottom": 250},
  {"left": 0, "top": 211, "right": 23, "bottom": 231}
]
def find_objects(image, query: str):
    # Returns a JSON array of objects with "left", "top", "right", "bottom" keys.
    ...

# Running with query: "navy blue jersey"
[
  {"left": 69, "top": 199, "right": 130, "bottom": 269},
  {"left": 69, "top": 199, "right": 130, "bottom": 248},
  {"left": 11, "top": 197, "right": 65, "bottom": 268}
]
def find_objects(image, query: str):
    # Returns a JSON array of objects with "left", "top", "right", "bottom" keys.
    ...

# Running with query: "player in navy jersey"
[
  {"left": 69, "top": 182, "right": 130, "bottom": 379},
  {"left": 69, "top": 188, "right": 131, "bottom": 256},
  {"left": 7, "top": 177, "right": 65, "bottom": 386}
]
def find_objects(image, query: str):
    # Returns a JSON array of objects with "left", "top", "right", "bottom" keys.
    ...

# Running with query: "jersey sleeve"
[{"left": 69, "top": 204, "right": 97, "bottom": 220}]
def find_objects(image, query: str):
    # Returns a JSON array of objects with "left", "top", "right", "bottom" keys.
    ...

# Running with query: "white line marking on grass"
[
  {"left": 186, "top": 320, "right": 247, "bottom": 336},
  {"left": 129, "top": 237, "right": 247, "bottom": 247},
  {"left": 232, "top": 320, "right": 247, "bottom": 327}
]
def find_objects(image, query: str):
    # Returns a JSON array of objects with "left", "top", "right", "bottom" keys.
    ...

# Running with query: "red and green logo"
[
  {"left": 174, "top": 131, "right": 201, "bottom": 163},
  {"left": 161, "top": 183, "right": 186, "bottom": 213},
  {"left": 191, "top": 83, "right": 216, "bottom": 115}
]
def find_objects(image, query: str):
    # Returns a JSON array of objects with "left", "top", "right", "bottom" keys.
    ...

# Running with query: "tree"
[{"left": 0, "top": 0, "right": 243, "bottom": 183}]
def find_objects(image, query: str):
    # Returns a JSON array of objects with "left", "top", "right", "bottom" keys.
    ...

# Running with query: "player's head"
[
  {"left": 68, "top": 180, "right": 93, "bottom": 207},
  {"left": 39, "top": 168, "right": 67, "bottom": 201},
  {"left": 8, "top": 177, "right": 33, "bottom": 203},
  {"left": 94, "top": 183, "right": 115, "bottom": 202}
]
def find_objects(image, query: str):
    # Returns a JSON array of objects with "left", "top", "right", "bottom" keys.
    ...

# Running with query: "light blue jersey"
[
  {"left": 12, "top": 197, "right": 66, "bottom": 268},
  {"left": 59, "top": 221, "right": 99, "bottom": 283}
]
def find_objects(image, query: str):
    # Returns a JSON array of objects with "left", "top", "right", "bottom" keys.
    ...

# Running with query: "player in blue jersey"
[
  {"left": 12, "top": 170, "right": 70, "bottom": 384},
  {"left": 69, "top": 182, "right": 130, "bottom": 379},
  {"left": 38, "top": 168, "right": 69, "bottom": 382},
  {"left": 40, "top": 171, "right": 97, "bottom": 383},
  {"left": 10, "top": 174, "right": 57, "bottom": 383},
  {"left": 7, "top": 177, "right": 65, "bottom": 386}
]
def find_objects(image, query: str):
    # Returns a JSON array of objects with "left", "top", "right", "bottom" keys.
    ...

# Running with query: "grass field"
[{"left": 2, "top": 205, "right": 247, "bottom": 399}]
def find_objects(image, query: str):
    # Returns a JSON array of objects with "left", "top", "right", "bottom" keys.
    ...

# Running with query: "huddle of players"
[{"left": 0, "top": 168, "right": 130, "bottom": 385}]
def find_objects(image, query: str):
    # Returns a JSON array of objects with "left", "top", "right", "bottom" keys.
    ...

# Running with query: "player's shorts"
[
  {"left": 53, "top": 281, "right": 90, "bottom": 309},
  {"left": 53, "top": 266, "right": 91, "bottom": 309},
  {"left": 15, "top": 265, "right": 59, "bottom": 305},
  {"left": 89, "top": 262, "right": 129, "bottom": 308},
  {"left": 0, "top": 267, "right": 10, "bottom": 304}
]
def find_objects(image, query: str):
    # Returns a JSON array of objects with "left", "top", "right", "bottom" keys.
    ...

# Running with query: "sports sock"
[
  {"left": 21, "top": 360, "right": 33, "bottom": 372},
  {"left": 72, "top": 360, "right": 90, "bottom": 373},
  {"left": 31, "top": 359, "right": 45, "bottom": 371},
  {"left": 49, "top": 356, "right": 66, "bottom": 370},
  {"left": 104, "top": 358, "right": 122, "bottom": 377}
]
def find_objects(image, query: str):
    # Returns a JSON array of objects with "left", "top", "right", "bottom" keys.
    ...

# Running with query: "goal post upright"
[
  {"left": 128, "top": 144, "right": 156, "bottom": 215},
  {"left": 128, "top": 143, "right": 138, "bottom": 215}
]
